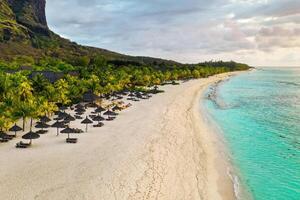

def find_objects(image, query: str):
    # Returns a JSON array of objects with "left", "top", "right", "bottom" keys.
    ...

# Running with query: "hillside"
[{"left": 0, "top": 0, "right": 180, "bottom": 67}]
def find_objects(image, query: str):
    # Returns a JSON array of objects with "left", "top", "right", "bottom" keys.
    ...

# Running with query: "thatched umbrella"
[
  {"left": 112, "top": 105, "right": 122, "bottom": 111},
  {"left": 93, "top": 114, "right": 105, "bottom": 122},
  {"left": 81, "top": 117, "right": 93, "bottom": 132},
  {"left": 128, "top": 93, "right": 135, "bottom": 97},
  {"left": 92, "top": 114, "right": 105, "bottom": 128},
  {"left": 95, "top": 106, "right": 106, "bottom": 113},
  {"left": 75, "top": 104, "right": 85, "bottom": 109},
  {"left": 9, "top": 123, "right": 22, "bottom": 136},
  {"left": 86, "top": 102, "right": 98, "bottom": 108},
  {"left": 103, "top": 110, "right": 118, "bottom": 117},
  {"left": 64, "top": 114, "right": 75, "bottom": 122},
  {"left": 83, "top": 92, "right": 99, "bottom": 103},
  {"left": 39, "top": 116, "right": 51, "bottom": 123},
  {"left": 58, "top": 112, "right": 69, "bottom": 118},
  {"left": 51, "top": 121, "right": 65, "bottom": 136},
  {"left": 59, "top": 106, "right": 68, "bottom": 111},
  {"left": 22, "top": 131, "right": 40, "bottom": 145},
  {"left": 35, "top": 122, "right": 50, "bottom": 134},
  {"left": 75, "top": 107, "right": 86, "bottom": 113},
  {"left": 61, "top": 127, "right": 75, "bottom": 139}
]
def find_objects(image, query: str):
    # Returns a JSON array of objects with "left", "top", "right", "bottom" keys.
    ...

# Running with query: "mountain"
[{"left": 0, "top": 0, "right": 181, "bottom": 66}]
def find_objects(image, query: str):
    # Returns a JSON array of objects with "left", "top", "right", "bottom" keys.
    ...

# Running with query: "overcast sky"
[{"left": 46, "top": 0, "right": 299, "bottom": 66}]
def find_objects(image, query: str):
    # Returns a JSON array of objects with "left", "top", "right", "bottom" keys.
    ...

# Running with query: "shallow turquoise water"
[{"left": 204, "top": 68, "right": 300, "bottom": 200}]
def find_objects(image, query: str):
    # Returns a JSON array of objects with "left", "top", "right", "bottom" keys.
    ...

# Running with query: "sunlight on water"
[{"left": 204, "top": 68, "right": 300, "bottom": 200}]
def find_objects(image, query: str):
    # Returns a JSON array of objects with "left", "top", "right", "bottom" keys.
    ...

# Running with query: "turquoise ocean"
[{"left": 204, "top": 68, "right": 300, "bottom": 200}]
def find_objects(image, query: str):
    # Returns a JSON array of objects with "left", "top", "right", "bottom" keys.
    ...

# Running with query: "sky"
[{"left": 46, "top": 0, "right": 300, "bottom": 66}]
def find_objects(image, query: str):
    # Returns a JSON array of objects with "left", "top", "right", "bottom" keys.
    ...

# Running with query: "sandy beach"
[{"left": 0, "top": 72, "right": 239, "bottom": 200}]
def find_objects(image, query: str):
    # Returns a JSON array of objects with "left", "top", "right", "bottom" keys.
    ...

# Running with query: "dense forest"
[{"left": 0, "top": 56, "right": 250, "bottom": 131}]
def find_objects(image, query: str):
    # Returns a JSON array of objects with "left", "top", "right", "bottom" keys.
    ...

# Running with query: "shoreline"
[
  {"left": 198, "top": 72, "right": 246, "bottom": 200},
  {"left": 192, "top": 72, "right": 243, "bottom": 200},
  {"left": 0, "top": 71, "right": 244, "bottom": 200}
]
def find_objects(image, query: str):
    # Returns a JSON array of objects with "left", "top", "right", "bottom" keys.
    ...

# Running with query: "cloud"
[{"left": 46, "top": 0, "right": 300, "bottom": 66}]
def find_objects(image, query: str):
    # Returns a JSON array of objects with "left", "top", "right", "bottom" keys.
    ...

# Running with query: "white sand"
[{"left": 0, "top": 72, "right": 240, "bottom": 200}]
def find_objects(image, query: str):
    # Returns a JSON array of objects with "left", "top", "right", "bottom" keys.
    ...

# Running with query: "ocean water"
[{"left": 204, "top": 68, "right": 300, "bottom": 200}]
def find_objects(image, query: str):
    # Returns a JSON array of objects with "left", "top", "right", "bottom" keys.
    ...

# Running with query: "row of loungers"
[{"left": 15, "top": 138, "right": 78, "bottom": 148}]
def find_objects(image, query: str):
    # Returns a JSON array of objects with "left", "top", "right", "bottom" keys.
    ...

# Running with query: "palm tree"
[{"left": 12, "top": 101, "right": 35, "bottom": 131}]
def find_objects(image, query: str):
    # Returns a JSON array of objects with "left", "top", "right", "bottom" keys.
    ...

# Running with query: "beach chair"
[
  {"left": 93, "top": 123, "right": 104, "bottom": 128},
  {"left": 36, "top": 130, "right": 48, "bottom": 134},
  {"left": 15, "top": 141, "right": 31, "bottom": 148},
  {"left": 0, "top": 138, "right": 9, "bottom": 143},
  {"left": 66, "top": 138, "right": 78, "bottom": 143},
  {"left": 75, "top": 115, "right": 83, "bottom": 119}
]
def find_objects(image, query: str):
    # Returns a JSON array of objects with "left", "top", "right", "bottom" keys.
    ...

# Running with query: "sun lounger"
[
  {"left": 106, "top": 116, "right": 116, "bottom": 121},
  {"left": 0, "top": 138, "right": 9, "bottom": 143},
  {"left": 36, "top": 130, "right": 48, "bottom": 134},
  {"left": 73, "top": 128, "right": 83, "bottom": 133},
  {"left": 75, "top": 115, "right": 83, "bottom": 119},
  {"left": 16, "top": 141, "right": 31, "bottom": 148},
  {"left": 20, "top": 141, "right": 31, "bottom": 146},
  {"left": 5, "top": 135, "right": 14, "bottom": 140},
  {"left": 93, "top": 123, "right": 104, "bottom": 127},
  {"left": 66, "top": 138, "right": 78, "bottom": 143},
  {"left": 16, "top": 143, "right": 28, "bottom": 148}
]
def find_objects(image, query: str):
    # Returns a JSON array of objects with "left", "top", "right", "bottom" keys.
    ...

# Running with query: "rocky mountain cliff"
[
  {"left": 0, "top": 0, "right": 180, "bottom": 66},
  {"left": 7, "top": 0, "right": 49, "bottom": 35}
]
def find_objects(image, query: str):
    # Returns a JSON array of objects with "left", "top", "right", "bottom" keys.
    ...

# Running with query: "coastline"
[{"left": 0, "top": 72, "right": 243, "bottom": 200}]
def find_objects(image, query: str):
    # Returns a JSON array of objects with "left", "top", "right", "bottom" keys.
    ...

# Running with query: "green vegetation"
[{"left": 0, "top": 57, "right": 249, "bottom": 131}]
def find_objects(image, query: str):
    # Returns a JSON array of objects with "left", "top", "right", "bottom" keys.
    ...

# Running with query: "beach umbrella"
[
  {"left": 35, "top": 122, "right": 50, "bottom": 134},
  {"left": 64, "top": 114, "right": 75, "bottom": 121},
  {"left": 51, "top": 121, "right": 65, "bottom": 136},
  {"left": 59, "top": 106, "right": 68, "bottom": 111},
  {"left": 76, "top": 112, "right": 84, "bottom": 116},
  {"left": 22, "top": 131, "right": 40, "bottom": 144},
  {"left": 83, "top": 92, "right": 99, "bottom": 103},
  {"left": 103, "top": 110, "right": 118, "bottom": 117},
  {"left": 61, "top": 126, "right": 75, "bottom": 139},
  {"left": 94, "top": 122, "right": 104, "bottom": 127},
  {"left": 95, "top": 106, "right": 106, "bottom": 113},
  {"left": 9, "top": 123, "right": 22, "bottom": 136},
  {"left": 35, "top": 122, "right": 50, "bottom": 129},
  {"left": 128, "top": 93, "right": 135, "bottom": 97},
  {"left": 81, "top": 117, "right": 93, "bottom": 132},
  {"left": 58, "top": 112, "right": 68, "bottom": 118},
  {"left": 92, "top": 114, "right": 105, "bottom": 122},
  {"left": 75, "top": 107, "right": 86, "bottom": 113},
  {"left": 86, "top": 102, "right": 98, "bottom": 108},
  {"left": 39, "top": 116, "right": 51, "bottom": 122},
  {"left": 112, "top": 105, "right": 122, "bottom": 111},
  {"left": 75, "top": 104, "right": 85, "bottom": 109}
]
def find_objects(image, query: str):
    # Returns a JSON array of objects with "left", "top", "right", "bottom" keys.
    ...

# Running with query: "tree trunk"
[
  {"left": 30, "top": 118, "right": 33, "bottom": 131},
  {"left": 22, "top": 117, "right": 26, "bottom": 132}
]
